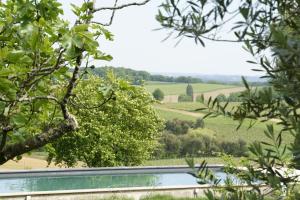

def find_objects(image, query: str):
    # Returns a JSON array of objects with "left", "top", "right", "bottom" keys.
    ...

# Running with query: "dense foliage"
[
  {"left": 178, "top": 94, "right": 193, "bottom": 102},
  {"left": 215, "top": 88, "right": 281, "bottom": 102},
  {"left": 152, "top": 88, "right": 165, "bottom": 101},
  {"left": 157, "top": 0, "right": 300, "bottom": 198},
  {"left": 154, "top": 119, "right": 248, "bottom": 159},
  {"left": 0, "top": 0, "right": 153, "bottom": 164},
  {"left": 0, "top": 0, "right": 115, "bottom": 164},
  {"left": 165, "top": 118, "right": 195, "bottom": 134},
  {"left": 47, "top": 75, "right": 163, "bottom": 167}
]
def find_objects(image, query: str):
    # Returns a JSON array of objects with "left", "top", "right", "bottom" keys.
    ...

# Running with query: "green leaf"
[
  {"left": 239, "top": 7, "right": 249, "bottom": 20},
  {"left": 7, "top": 50, "right": 32, "bottom": 64},
  {"left": 0, "top": 78, "right": 16, "bottom": 100},
  {"left": 74, "top": 24, "right": 89, "bottom": 33},
  {"left": 11, "top": 114, "right": 27, "bottom": 126},
  {"left": 70, "top": 3, "right": 81, "bottom": 16},
  {"left": 72, "top": 35, "right": 84, "bottom": 48},
  {"left": 241, "top": 76, "right": 249, "bottom": 90},
  {"left": 94, "top": 51, "right": 113, "bottom": 61}
]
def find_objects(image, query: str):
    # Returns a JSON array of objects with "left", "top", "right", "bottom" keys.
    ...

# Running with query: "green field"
[
  {"left": 145, "top": 82, "right": 236, "bottom": 95},
  {"left": 143, "top": 157, "right": 241, "bottom": 166},
  {"left": 159, "top": 102, "right": 240, "bottom": 112},
  {"left": 155, "top": 107, "right": 293, "bottom": 144}
]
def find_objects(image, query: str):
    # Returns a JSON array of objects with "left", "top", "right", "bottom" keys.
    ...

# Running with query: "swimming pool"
[{"left": 0, "top": 166, "right": 234, "bottom": 193}]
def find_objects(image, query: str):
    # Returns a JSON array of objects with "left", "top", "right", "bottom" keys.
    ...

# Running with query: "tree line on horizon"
[
  {"left": 90, "top": 66, "right": 266, "bottom": 86},
  {"left": 90, "top": 66, "right": 204, "bottom": 84}
]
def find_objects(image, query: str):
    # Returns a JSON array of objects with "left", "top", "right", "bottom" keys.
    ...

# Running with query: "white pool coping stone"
[{"left": 0, "top": 164, "right": 224, "bottom": 178}]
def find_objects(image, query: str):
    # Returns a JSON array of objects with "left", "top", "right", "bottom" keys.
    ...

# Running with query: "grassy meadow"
[
  {"left": 159, "top": 102, "right": 240, "bottom": 113},
  {"left": 143, "top": 157, "right": 241, "bottom": 166},
  {"left": 155, "top": 106, "right": 293, "bottom": 145},
  {"left": 145, "top": 82, "right": 236, "bottom": 95}
]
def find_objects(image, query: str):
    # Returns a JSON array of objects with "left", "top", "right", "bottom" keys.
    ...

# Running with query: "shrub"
[
  {"left": 178, "top": 94, "right": 193, "bottom": 102},
  {"left": 180, "top": 134, "right": 203, "bottom": 156},
  {"left": 227, "top": 92, "right": 243, "bottom": 102},
  {"left": 216, "top": 93, "right": 227, "bottom": 102},
  {"left": 165, "top": 119, "right": 194, "bottom": 135},
  {"left": 194, "top": 118, "right": 205, "bottom": 128},
  {"left": 180, "top": 128, "right": 219, "bottom": 156},
  {"left": 156, "top": 125, "right": 248, "bottom": 159},
  {"left": 186, "top": 84, "right": 194, "bottom": 97},
  {"left": 218, "top": 139, "right": 248, "bottom": 157},
  {"left": 195, "top": 95, "right": 203, "bottom": 102},
  {"left": 159, "top": 132, "right": 181, "bottom": 158},
  {"left": 152, "top": 88, "right": 164, "bottom": 101}
]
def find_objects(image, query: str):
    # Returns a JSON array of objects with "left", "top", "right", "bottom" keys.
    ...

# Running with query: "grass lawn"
[{"left": 145, "top": 82, "right": 236, "bottom": 95}]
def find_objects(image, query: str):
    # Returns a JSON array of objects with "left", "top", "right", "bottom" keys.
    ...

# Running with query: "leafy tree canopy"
[
  {"left": 47, "top": 74, "right": 163, "bottom": 167},
  {"left": 0, "top": 0, "right": 150, "bottom": 164}
]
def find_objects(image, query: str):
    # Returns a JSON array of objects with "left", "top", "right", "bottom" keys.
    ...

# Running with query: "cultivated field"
[
  {"left": 145, "top": 82, "right": 237, "bottom": 95},
  {"left": 144, "top": 157, "right": 241, "bottom": 166},
  {"left": 145, "top": 82, "right": 245, "bottom": 103}
]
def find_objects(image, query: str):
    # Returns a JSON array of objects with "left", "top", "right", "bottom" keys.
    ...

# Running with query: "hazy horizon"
[{"left": 59, "top": 0, "right": 264, "bottom": 76}]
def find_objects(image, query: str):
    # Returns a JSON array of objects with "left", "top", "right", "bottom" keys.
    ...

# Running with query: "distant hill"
[
  {"left": 89, "top": 66, "right": 267, "bottom": 86},
  {"left": 90, "top": 66, "right": 204, "bottom": 85},
  {"left": 152, "top": 72, "right": 266, "bottom": 84}
]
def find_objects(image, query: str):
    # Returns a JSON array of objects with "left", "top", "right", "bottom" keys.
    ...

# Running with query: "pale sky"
[{"left": 59, "top": 0, "right": 259, "bottom": 76}]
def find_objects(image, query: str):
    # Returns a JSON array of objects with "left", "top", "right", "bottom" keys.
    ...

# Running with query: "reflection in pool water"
[{"left": 0, "top": 171, "right": 235, "bottom": 193}]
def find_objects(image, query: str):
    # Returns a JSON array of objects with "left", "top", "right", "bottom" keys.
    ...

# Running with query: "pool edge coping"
[
  {"left": 0, "top": 164, "right": 224, "bottom": 174},
  {"left": 0, "top": 184, "right": 268, "bottom": 197}
]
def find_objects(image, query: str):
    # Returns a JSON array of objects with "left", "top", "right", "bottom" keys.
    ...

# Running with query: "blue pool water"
[{"left": 0, "top": 171, "right": 233, "bottom": 193}]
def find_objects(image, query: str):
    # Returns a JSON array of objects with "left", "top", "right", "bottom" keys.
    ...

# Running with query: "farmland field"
[
  {"left": 145, "top": 82, "right": 237, "bottom": 95},
  {"left": 144, "top": 157, "right": 241, "bottom": 166},
  {"left": 155, "top": 107, "right": 293, "bottom": 144},
  {"left": 157, "top": 102, "right": 240, "bottom": 114}
]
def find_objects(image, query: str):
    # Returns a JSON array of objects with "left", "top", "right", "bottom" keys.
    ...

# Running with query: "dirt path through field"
[
  {"left": 163, "top": 86, "right": 245, "bottom": 103},
  {"left": 156, "top": 106, "right": 204, "bottom": 118},
  {"left": 194, "top": 87, "right": 245, "bottom": 100},
  {"left": 157, "top": 102, "right": 281, "bottom": 123}
]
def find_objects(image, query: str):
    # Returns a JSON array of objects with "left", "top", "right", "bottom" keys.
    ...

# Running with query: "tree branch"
[
  {"left": 0, "top": 131, "right": 8, "bottom": 152},
  {"left": 70, "top": 90, "right": 115, "bottom": 110},
  {"left": 19, "top": 95, "right": 59, "bottom": 104},
  {"left": 60, "top": 54, "right": 82, "bottom": 120},
  {"left": 0, "top": 95, "right": 59, "bottom": 104},
  {"left": 93, "top": 0, "right": 150, "bottom": 13},
  {"left": 91, "top": 0, "right": 119, "bottom": 26},
  {"left": 0, "top": 117, "right": 78, "bottom": 165}
]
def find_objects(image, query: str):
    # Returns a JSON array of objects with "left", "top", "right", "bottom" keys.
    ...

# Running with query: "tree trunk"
[{"left": 0, "top": 116, "right": 78, "bottom": 165}]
